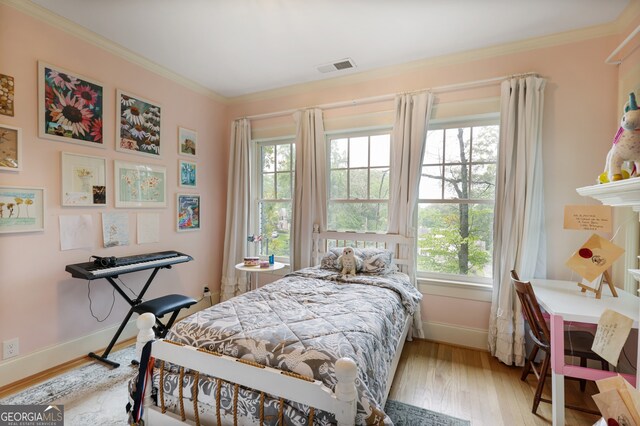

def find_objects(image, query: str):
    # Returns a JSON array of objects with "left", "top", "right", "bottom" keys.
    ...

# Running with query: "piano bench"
[{"left": 132, "top": 294, "right": 197, "bottom": 338}]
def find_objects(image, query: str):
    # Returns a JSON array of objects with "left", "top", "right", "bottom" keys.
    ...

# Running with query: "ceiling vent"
[{"left": 316, "top": 58, "right": 357, "bottom": 74}]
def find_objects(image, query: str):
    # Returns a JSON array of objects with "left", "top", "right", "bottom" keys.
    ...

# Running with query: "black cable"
[
  {"left": 87, "top": 280, "right": 116, "bottom": 323},
  {"left": 117, "top": 276, "right": 139, "bottom": 298}
]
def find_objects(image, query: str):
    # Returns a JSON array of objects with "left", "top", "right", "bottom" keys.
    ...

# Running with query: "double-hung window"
[
  {"left": 254, "top": 138, "right": 295, "bottom": 261},
  {"left": 417, "top": 116, "right": 499, "bottom": 285},
  {"left": 327, "top": 130, "right": 391, "bottom": 232}
]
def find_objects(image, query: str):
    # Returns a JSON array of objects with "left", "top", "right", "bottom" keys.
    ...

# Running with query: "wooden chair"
[{"left": 510, "top": 270, "right": 609, "bottom": 414}]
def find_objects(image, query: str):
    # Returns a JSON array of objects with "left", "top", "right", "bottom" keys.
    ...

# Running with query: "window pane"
[
  {"left": 417, "top": 203, "right": 493, "bottom": 277},
  {"left": 424, "top": 129, "right": 444, "bottom": 164},
  {"left": 473, "top": 125, "right": 499, "bottom": 162},
  {"left": 328, "top": 202, "right": 388, "bottom": 232},
  {"left": 445, "top": 127, "right": 470, "bottom": 164},
  {"left": 370, "top": 135, "right": 390, "bottom": 167},
  {"left": 262, "top": 145, "right": 275, "bottom": 172},
  {"left": 259, "top": 201, "right": 291, "bottom": 257},
  {"left": 369, "top": 168, "right": 389, "bottom": 200},
  {"left": 349, "top": 137, "right": 369, "bottom": 168},
  {"left": 262, "top": 172, "right": 275, "bottom": 199},
  {"left": 331, "top": 138, "right": 348, "bottom": 168},
  {"left": 330, "top": 169, "right": 347, "bottom": 199},
  {"left": 276, "top": 144, "right": 292, "bottom": 171},
  {"left": 470, "top": 164, "right": 496, "bottom": 199},
  {"left": 277, "top": 172, "right": 291, "bottom": 199},
  {"left": 349, "top": 169, "right": 368, "bottom": 199},
  {"left": 444, "top": 165, "right": 468, "bottom": 199},
  {"left": 419, "top": 166, "right": 442, "bottom": 199}
]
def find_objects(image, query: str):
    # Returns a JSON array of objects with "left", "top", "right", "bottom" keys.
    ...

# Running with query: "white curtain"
[
  {"left": 489, "top": 76, "right": 547, "bottom": 366},
  {"left": 388, "top": 91, "right": 433, "bottom": 339},
  {"left": 220, "top": 118, "right": 252, "bottom": 301},
  {"left": 292, "top": 109, "right": 327, "bottom": 270}
]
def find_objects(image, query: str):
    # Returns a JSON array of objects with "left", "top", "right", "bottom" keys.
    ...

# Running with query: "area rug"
[
  {"left": 0, "top": 345, "right": 137, "bottom": 406},
  {"left": 384, "top": 399, "right": 471, "bottom": 426}
]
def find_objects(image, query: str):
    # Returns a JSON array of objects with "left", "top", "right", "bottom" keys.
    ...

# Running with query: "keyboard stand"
[{"left": 89, "top": 266, "right": 164, "bottom": 368}]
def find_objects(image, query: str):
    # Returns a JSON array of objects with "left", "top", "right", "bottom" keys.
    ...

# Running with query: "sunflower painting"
[
  {"left": 116, "top": 89, "right": 162, "bottom": 157},
  {"left": 38, "top": 62, "right": 104, "bottom": 146}
]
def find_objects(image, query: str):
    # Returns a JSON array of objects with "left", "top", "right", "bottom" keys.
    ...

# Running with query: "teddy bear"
[
  {"left": 601, "top": 92, "right": 640, "bottom": 183},
  {"left": 337, "top": 247, "right": 360, "bottom": 276}
]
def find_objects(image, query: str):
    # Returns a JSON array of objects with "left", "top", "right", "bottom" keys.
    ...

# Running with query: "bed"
[{"left": 128, "top": 230, "right": 422, "bottom": 425}]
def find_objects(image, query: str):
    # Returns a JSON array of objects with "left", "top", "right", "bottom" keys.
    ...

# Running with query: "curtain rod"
[{"left": 243, "top": 71, "right": 539, "bottom": 121}]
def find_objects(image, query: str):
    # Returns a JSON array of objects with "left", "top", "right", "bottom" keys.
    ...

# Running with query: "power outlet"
[
  {"left": 3, "top": 338, "right": 19, "bottom": 359},
  {"left": 203, "top": 286, "right": 211, "bottom": 297}
]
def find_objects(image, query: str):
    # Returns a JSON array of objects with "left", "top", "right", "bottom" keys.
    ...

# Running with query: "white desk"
[
  {"left": 235, "top": 262, "right": 285, "bottom": 291},
  {"left": 531, "top": 279, "right": 639, "bottom": 425}
]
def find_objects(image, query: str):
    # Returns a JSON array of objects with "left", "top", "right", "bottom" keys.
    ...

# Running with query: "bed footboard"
[{"left": 134, "top": 313, "right": 358, "bottom": 425}]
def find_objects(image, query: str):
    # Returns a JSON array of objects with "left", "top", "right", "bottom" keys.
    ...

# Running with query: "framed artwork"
[
  {"left": 38, "top": 62, "right": 104, "bottom": 147},
  {"left": 0, "top": 124, "right": 22, "bottom": 171},
  {"left": 0, "top": 186, "right": 45, "bottom": 233},
  {"left": 178, "top": 159, "right": 197, "bottom": 188},
  {"left": 61, "top": 152, "right": 106, "bottom": 206},
  {"left": 0, "top": 73, "right": 14, "bottom": 117},
  {"left": 178, "top": 127, "right": 197, "bottom": 157},
  {"left": 116, "top": 89, "right": 162, "bottom": 157},
  {"left": 115, "top": 160, "right": 166, "bottom": 208},
  {"left": 177, "top": 193, "right": 200, "bottom": 232}
]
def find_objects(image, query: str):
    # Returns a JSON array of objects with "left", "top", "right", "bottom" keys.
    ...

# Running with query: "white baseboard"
[
  {"left": 0, "top": 297, "right": 214, "bottom": 389},
  {"left": 422, "top": 320, "right": 488, "bottom": 351}
]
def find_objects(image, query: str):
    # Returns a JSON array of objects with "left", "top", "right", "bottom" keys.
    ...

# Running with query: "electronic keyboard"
[{"left": 65, "top": 251, "right": 193, "bottom": 279}]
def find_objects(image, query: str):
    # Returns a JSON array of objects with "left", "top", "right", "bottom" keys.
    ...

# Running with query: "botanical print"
[
  {"left": 177, "top": 194, "right": 200, "bottom": 231},
  {"left": 62, "top": 153, "right": 106, "bottom": 206},
  {"left": 117, "top": 90, "right": 161, "bottom": 157},
  {"left": 178, "top": 127, "right": 196, "bottom": 156},
  {"left": 39, "top": 62, "right": 103, "bottom": 146},
  {"left": 0, "top": 125, "right": 20, "bottom": 171},
  {"left": 115, "top": 161, "right": 166, "bottom": 208},
  {"left": 102, "top": 212, "right": 130, "bottom": 248},
  {"left": 179, "top": 160, "right": 196, "bottom": 187},
  {"left": 0, "top": 73, "right": 14, "bottom": 116},
  {"left": 0, "top": 187, "right": 44, "bottom": 233}
]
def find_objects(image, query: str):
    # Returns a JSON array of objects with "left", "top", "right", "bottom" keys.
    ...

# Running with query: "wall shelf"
[{"left": 576, "top": 179, "right": 640, "bottom": 211}]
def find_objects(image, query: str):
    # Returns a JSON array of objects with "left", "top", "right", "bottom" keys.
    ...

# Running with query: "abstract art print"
[
  {"left": 61, "top": 152, "right": 106, "bottom": 206},
  {"left": 115, "top": 160, "right": 166, "bottom": 208},
  {"left": 178, "top": 160, "right": 197, "bottom": 187},
  {"left": 178, "top": 127, "right": 197, "bottom": 157},
  {"left": 38, "top": 62, "right": 104, "bottom": 146},
  {"left": 0, "top": 186, "right": 45, "bottom": 233},
  {"left": 116, "top": 89, "right": 161, "bottom": 157},
  {"left": 177, "top": 194, "right": 200, "bottom": 232},
  {"left": 0, "top": 124, "right": 22, "bottom": 171},
  {"left": 0, "top": 73, "right": 15, "bottom": 117}
]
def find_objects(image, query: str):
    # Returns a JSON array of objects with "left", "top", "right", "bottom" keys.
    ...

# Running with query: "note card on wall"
[
  {"left": 591, "top": 309, "right": 633, "bottom": 366},
  {"left": 563, "top": 205, "right": 612, "bottom": 232}
]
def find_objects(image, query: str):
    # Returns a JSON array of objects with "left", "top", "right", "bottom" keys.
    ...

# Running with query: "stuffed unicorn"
[{"left": 602, "top": 92, "right": 640, "bottom": 182}]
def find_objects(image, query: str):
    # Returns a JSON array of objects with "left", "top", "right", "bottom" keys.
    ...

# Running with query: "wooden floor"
[{"left": 389, "top": 339, "right": 601, "bottom": 426}]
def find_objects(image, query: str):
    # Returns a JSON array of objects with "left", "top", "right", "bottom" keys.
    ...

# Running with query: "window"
[
  {"left": 417, "top": 117, "right": 499, "bottom": 284},
  {"left": 327, "top": 130, "right": 391, "bottom": 232},
  {"left": 255, "top": 139, "right": 294, "bottom": 261}
]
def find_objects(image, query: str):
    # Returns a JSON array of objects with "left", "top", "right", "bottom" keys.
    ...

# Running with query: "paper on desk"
[
  {"left": 565, "top": 233, "right": 624, "bottom": 281},
  {"left": 592, "top": 309, "right": 633, "bottom": 367},
  {"left": 59, "top": 214, "right": 93, "bottom": 250}
]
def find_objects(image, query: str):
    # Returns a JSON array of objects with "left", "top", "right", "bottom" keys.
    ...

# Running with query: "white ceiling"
[{"left": 30, "top": 0, "right": 630, "bottom": 98}]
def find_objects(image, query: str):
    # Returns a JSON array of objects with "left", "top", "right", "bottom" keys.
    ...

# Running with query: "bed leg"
[{"left": 335, "top": 357, "right": 357, "bottom": 426}]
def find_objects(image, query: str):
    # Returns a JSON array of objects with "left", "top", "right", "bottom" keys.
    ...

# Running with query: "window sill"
[{"left": 418, "top": 277, "right": 493, "bottom": 302}]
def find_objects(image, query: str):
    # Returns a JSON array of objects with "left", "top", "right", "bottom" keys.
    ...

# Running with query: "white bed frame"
[{"left": 135, "top": 230, "right": 414, "bottom": 425}]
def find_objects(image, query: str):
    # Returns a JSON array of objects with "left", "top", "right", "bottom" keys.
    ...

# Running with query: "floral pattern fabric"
[
  {"left": 151, "top": 267, "right": 421, "bottom": 425},
  {"left": 320, "top": 248, "right": 397, "bottom": 275}
]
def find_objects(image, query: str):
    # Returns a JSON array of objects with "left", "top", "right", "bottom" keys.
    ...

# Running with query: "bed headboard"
[{"left": 312, "top": 229, "right": 414, "bottom": 276}]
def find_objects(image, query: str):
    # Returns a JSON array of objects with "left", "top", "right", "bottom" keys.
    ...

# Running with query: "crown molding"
[{"left": 1, "top": 0, "right": 229, "bottom": 103}]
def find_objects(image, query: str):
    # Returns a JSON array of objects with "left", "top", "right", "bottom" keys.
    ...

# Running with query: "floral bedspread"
[{"left": 148, "top": 267, "right": 422, "bottom": 425}]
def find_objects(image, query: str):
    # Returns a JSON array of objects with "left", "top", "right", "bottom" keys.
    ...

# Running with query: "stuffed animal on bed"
[
  {"left": 337, "top": 247, "right": 360, "bottom": 276},
  {"left": 601, "top": 92, "right": 640, "bottom": 182}
]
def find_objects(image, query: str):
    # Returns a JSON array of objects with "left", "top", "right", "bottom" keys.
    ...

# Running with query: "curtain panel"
[
  {"left": 220, "top": 118, "right": 252, "bottom": 301},
  {"left": 388, "top": 91, "right": 433, "bottom": 339},
  {"left": 489, "top": 76, "right": 547, "bottom": 366}
]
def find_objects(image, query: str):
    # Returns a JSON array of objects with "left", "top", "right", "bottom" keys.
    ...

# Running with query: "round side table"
[{"left": 235, "top": 261, "right": 285, "bottom": 291}]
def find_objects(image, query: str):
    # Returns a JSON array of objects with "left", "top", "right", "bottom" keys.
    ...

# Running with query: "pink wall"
[{"left": 0, "top": 4, "right": 228, "bottom": 358}]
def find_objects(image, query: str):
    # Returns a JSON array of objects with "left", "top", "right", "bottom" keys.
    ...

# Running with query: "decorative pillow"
[
  {"left": 319, "top": 251, "right": 339, "bottom": 270},
  {"left": 358, "top": 248, "right": 397, "bottom": 274}
]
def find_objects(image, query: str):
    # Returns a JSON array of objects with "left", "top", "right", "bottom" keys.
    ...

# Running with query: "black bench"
[{"left": 132, "top": 294, "right": 197, "bottom": 338}]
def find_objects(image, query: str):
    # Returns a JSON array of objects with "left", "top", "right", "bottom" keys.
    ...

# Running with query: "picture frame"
[
  {"left": 61, "top": 152, "right": 107, "bottom": 206},
  {"left": 114, "top": 160, "right": 166, "bottom": 208},
  {"left": 178, "top": 127, "right": 197, "bottom": 157},
  {"left": 178, "top": 159, "right": 197, "bottom": 188},
  {"left": 0, "top": 124, "right": 22, "bottom": 171},
  {"left": 177, "top": 194, "right": 200, "bottom": 232},
  {"left": 38, "top": 61, "right": 104, "bottom": 147},
  {"left": 116, "top": 89, "right": 162, "bottom": 157},
  {"left": 0, "top": 186, "right": 45, "bottom": 233},
  {"left": 0, "top": 73, "right": 15, "bottom": 117}
]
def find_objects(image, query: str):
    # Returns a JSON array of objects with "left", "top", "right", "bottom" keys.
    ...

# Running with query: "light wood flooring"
[{"left": 389, "top": 339, "right": 601, "bottom": 426}]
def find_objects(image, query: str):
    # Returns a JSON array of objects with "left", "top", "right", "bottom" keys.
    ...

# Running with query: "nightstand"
[{"left": 235, "top": 261, "right": 285, "bottom": 291}]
